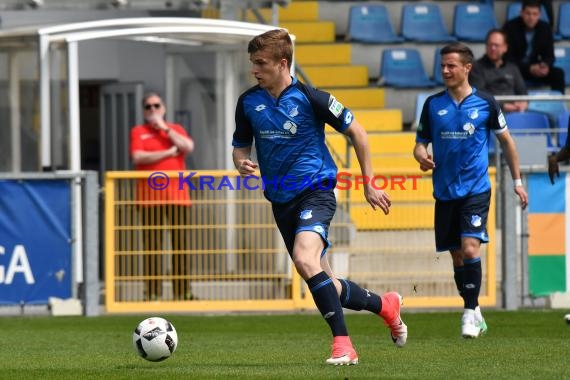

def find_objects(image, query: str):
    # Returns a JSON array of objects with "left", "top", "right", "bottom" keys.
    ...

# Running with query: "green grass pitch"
[{"left": 1, "top": 310, "right": 569, "bottom": 379}]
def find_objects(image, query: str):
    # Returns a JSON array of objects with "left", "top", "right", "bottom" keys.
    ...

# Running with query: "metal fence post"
[
  {"left": 502, "top": 166, "right": 518, "bottom": 310},
  {"left": 83, "top": 171, "right": 100, "bottom": 316}
]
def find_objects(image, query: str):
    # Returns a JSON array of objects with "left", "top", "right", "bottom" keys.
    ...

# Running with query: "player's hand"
[
  {"left": 237, "top": 159, "right": 258, "bottom": 177},
  {"left": 364, "top": 185, "right": 391, "bottom": 215},
  {"left": 548, "top": 155, "right": 559, "bottom": 184},
  {"left": 514, "top": 185, "right": 528, "bottom": 210},
  {"left": 168, "top": 146, "right": 179, "bottom": 157},
  {"left": 419, "top": 154, "right": 435, "bottom": 172}
]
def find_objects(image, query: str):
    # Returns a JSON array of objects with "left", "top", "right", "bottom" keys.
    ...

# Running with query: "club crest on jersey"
[
  {"left": 471, "top": 215, "right": 482, "bottom": 227},
  {"left": 288, "top": 105, "right": 299, "bottom": 118},
  {"left": 468, "top": 108, "right": 479, "bottom": 120},
  {"left": 463, "top": 122, "right": 475, "bottom": 135},
  {"left": 300, "top": 210, "right": 313, "bottom": 220},
  {"left": 328, "top": 95, "right": 344, "bottom": 118},
  {"left": 255, "top": 104, "right": 266, "bottom": 112},
  {"left": 283, "top": 120, "right": 298, "bottom": 134},
  {"left": 344, "top": 111, "right": 353, "bottom": 125},
  {"left": 313, "top": 225, "right": 324, "bottom": 233}
]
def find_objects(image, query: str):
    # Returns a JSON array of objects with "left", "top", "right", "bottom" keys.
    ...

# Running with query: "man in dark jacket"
[{"left": 502, "top": 0, "right": 565, "bottom": 93}]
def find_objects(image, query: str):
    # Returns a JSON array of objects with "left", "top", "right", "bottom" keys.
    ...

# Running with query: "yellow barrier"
[{"left": 104, "top": 169, "right": 496, "bottom": 313}]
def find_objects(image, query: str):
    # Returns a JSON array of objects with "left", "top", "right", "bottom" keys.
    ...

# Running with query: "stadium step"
[
  {"left": 323, "top": 88, "right": 385, "bottom": 109},
  {"left": 353, "top": 109, "right": 403, "bottom": 132},
  {"left": 281, "top": 21, "right": 336, "bottom": 43},
  {"left": 299, "top": 65, "right": 368, "bottom": 88},
  {"left": 295, "top": 43, "right": 351, "bottom": 66},
  {"left": 247, "top": 1, "right": 320, "bottom": 22}
]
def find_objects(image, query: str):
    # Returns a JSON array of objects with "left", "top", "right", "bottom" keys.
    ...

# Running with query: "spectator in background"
[
  {"left": 130, "top": 92, "right": 195, "bottom": 301},
  {"left": 502, "top": 0, "right": 565, "bottom": 94},
  {"left": 470, "top": 29, "right": 528, "bottom": 113}
]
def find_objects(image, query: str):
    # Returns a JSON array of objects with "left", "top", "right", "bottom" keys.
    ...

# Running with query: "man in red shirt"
[{"left": 130, "top": 92, "right": 194, "bottom": 301}]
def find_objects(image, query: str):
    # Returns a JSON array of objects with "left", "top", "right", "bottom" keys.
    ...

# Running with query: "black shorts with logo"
[
  {"left": 434, "top": 191, "right": 491, "bottom": 252},
  {"left": 272, "top": 185, "right": 336, "bottom": 258}
]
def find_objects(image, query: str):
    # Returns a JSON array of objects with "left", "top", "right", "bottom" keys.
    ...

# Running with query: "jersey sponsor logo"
[
  {"left": 283, "top": 120, "right": 298, "bottom": 134},
  {"left": 498, "top": 111, "right": 507, "bottom": 128},
  {"left": 288, "top": 105, "right": 299, "bottom": 118},
  {"left": 328, "top": 95, "right": 344, "bottom": 118},
  {"left": 255, "top": 104, "right": 266, "bottom": 112},
  {"left": 468, "top": 108, "right": 479, "bottom": 120},
  {"left": 437, "top": 109, "right": 448, "bottom": 116},
  {"left": 344, "top": 111, "right": 353, "bottom": 125},
  {"left": 462, "top": 122, "right": 475, "bottom": 135},
  {"left": 470, "top": 214, "right": 482, "bottom": 227}
]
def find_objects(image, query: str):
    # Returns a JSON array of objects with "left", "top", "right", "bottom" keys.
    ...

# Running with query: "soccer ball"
[
  {"left": 565, "top": 314, "right": 570, "bottom": 325},
  {"left": 133, "top": 317, "right": 178, "bottom": 361}
]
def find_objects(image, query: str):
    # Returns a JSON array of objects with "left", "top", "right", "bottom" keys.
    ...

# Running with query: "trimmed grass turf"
[{"left": 1, "top": 310, "right": 569, "bottom": 379}]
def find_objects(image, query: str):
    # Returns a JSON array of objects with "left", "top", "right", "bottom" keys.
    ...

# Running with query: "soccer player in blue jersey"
[
  {"left": 232, "top": 29, "right": 407, "bottom": 365},
  {"left": 414, "top": 42, "right": 528, "bottom": 338}
]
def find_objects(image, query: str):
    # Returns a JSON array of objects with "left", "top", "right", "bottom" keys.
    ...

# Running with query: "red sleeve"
[{"left": 130, "top": 125, "right": 145, "bottom": 155}]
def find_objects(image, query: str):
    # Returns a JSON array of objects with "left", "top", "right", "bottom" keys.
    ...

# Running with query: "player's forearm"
[
  {"left": 501, "top": 140, "right": 522, "bottom": 181},
  {"left": 413, "top": 143, "right": 428, "bottom": 162},
  {"left": 232, "top": 146, "right": 252, "bottom": 169},
  {"left": 346, "top": 123, "right": 374, "bottom": 178}
]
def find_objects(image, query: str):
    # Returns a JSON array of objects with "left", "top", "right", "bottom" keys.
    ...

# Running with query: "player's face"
[
  {"left": 441, "top": 53, "right": 471, "bottom": 89},
  {"left": 485, "top": 33, "right": 507, "bottom": 63},
  {"left": 521, "top": 6, "right": 540, "bottom": 29},
  {"left": 249, "top": 48, "right": 286, "bottom": 91}
]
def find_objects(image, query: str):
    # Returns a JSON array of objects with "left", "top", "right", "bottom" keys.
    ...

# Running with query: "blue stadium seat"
[
  {"left": 412, "top": 91, "right": 436, "bottom": 129},
  {"left": 433, "top": 47, "right": 444, "bottom": 85},
  {"left": 453, "top": 3, "right": 498, "bottom": 42},
  {"left": 557, "top": 111, "right": 570, "bottom": 147},
  {"left": 558, "top": 3, "right": 570, "bottom": 39},
  {"left": 379, "top": 48, "right": 436, "bottom": 88},
  {"left": 401, "top": 3, "right": 456, "bottom": 42},
  {"left": 505, "top": 111, "right": 554, "bottom": 148},
  {"left": 506, "top": 2, "right": 549, "bottom": 23},
  {"left": 347, "top": 5, "right": 404, "bottom": 43},
  {"left": 554, "top": 47, "right": 570, "bottom": 85},
  {"left": 528, "top": 90, "right": 567, "bottom": 128}
]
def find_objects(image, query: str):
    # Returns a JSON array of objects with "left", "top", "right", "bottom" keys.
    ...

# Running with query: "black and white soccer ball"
[
  {"left": 133, "top": 317, "right": 178, "bottom": 361},
  {"left": 565, "top": 314, "right": 570, "bottom": 325}
]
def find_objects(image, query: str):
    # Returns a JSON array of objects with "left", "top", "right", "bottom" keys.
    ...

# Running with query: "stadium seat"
[
  {"left": 554, "top": 47, "right": 570, "bottom": 85},
  {"left": 558, "top": 3, "right": 570, "bottom": 39},
  {"left": 379, "top": 48, "right": 436, "bottom": 88},
  {"left": 505, "top": 111, "right": 554, "bottom": 148},
  {"left": 401, "top": 3, "right": 456, "bottom": 42},
  {"left": 433, "top": 48, "right": 444, "bottom": 85},
  {"left": 347, "top": 5, "right": 404, "bottom": 43},
  {"left": 527, "top": 90, "right": 567, "bottom": 128},
  {"left": 506, "top": 2, "right": 549, "bottom": 23},
  {"left": 412, "top": 91, "right": 437, "bottom": 129},
  {"left": 453, "top": 3, "right": 498, "bottom": 42},
  {"left": 557, "top": 111, "right": 570, "bottom": 147}
]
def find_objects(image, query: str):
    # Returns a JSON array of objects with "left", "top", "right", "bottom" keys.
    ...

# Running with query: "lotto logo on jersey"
[{"left": 328, "top": 96, "right": 344, "bottom": 118}]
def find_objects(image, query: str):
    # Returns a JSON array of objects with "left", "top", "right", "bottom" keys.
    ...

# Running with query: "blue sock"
[
  {"left": 339, "top": 279, "right": 381, "bottom": 314},
  {"left": 307, "top": 271, "right": 348, "bottom": 336},
  {"left": 462, "top": 258, "right": 482, "bottom": 310},
  {"left": 453, "top": 266, "right": 465, "bottom": 297}
]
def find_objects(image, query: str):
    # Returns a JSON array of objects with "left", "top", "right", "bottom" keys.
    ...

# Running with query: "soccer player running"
[
  {"left": 413, "top": 43, "right": 528, "bottom": 338},
  {"left": 232, "top": 29, "right": 407, "bottom": 365}
]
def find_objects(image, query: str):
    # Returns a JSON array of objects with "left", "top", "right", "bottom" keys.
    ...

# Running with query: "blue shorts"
[
  {"left": 434, "top": 191, "right": 490, "bottom": 252},
  {"left": 272, "top": 185, "right": 336, "bottom": 258}
]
